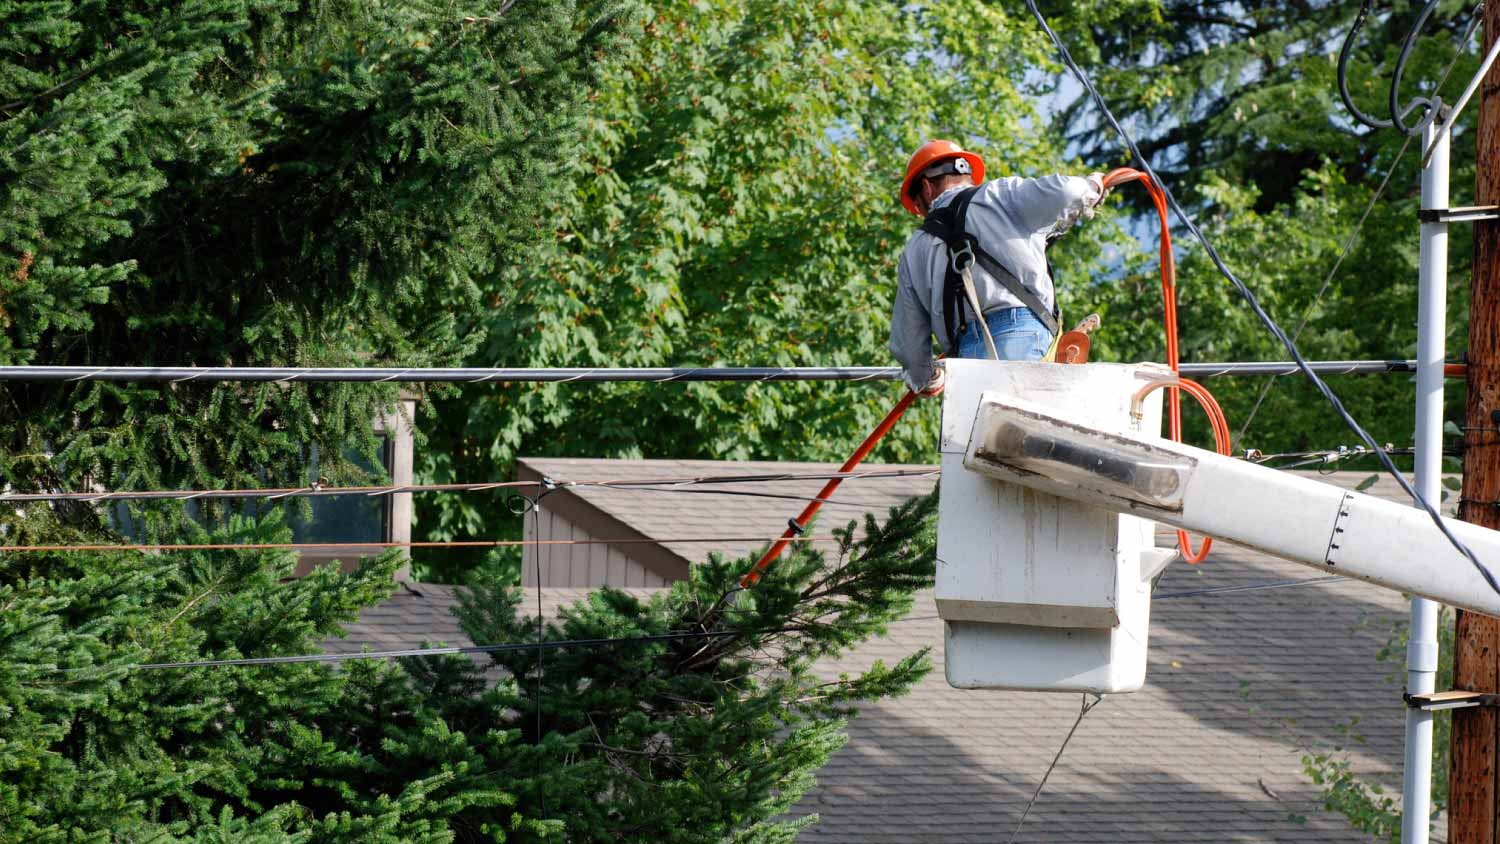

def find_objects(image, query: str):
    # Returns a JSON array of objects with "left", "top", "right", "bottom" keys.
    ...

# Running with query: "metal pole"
[{"left": 1403, "top": 116, "right": 1450, "bottom": 844}]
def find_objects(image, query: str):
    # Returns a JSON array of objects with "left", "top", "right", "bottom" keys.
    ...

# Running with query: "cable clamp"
[
  {"left": 1418, "top": 205, "right": 1500, "bottom": 224},
  {"left": 1406, "top": 690, "right": 1500, "bottom": 711},
  {"left": 786, "top": 518, "right": 807, "bottom": 536}
]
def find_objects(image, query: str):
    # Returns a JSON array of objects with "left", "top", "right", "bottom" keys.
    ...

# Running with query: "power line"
[
  {"left": 0, "top": 365, "right": 901, "bottom": 383},
  {"left": 596, "top": 485, "right": 922, "bottom": 510},
  {"left": 1021, "top": 0, "right": 1498, "bottom": 597},
  {"left": 1006, "top": 693, "right": 1105, "bottom": 844},
  {"left": 1242, "top": 2, "right": 1481, "bottom": 441},
  {"left": 0, "top": 468, "right": 940, "bottom": 505},
  {"left": 0, "top": 535, "right": 842, "bottom": 554},
  {"left": 0, "top": 360, "right": 1468, "bottom": 383},
  {"left": 111, "top": 627, "right": 799, "bottom": 672}
]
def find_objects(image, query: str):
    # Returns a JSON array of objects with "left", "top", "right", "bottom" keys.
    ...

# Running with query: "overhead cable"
[
  {"left": 1387, "top": 0, "right": 1450, "bottom": 135},
  {"left": 0, "top": 535, "right": 841, "bottom": 554},
  {"left": 0, "top": 468, "right": 939, "bottom": 505},
  {"left": 0, "top": 360, "right": 1469, "bottom": 383},
  {"left": 1021, "top": 0, "right": 1498, "bottom": 597},
  {"left": 1243, "top": 0, "right": 1479, "bottom": 486},
  {"left": 0, "top": 365, "right": 901, "bottom": 383},
  {"left": 1338, "top": 0, "right": 1478, "bottom": 136},
  {"left": 1006, "top": 693, "right": 1105, "bottom": 844},
  {"left": 102, "top": 627, "right": 800, "bottom": 672}
]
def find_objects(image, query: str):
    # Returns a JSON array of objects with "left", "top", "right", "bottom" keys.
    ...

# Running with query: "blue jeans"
[{"left": 957, "top": 307, "right": 1054, "bottom": 361}]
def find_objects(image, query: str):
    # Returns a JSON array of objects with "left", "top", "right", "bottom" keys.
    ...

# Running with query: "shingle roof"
[
  {"left": 332, "top": 462, "right": 1448, "bottom": 842},
  {"left": 516, "top": 457, "right": 940, "bottom": 565}
]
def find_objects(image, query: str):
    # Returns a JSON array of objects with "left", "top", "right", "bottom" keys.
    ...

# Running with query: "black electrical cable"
[
  {"left": 1339, "top": 0, "right": 1477, "bottom": 135},
  {"left": 1020, "top": 0, "right": 1500, "bottom": 597},
  {"left": 1340, "top": 0, "right": 1397, "bottom": 129},
  {"left": 0, "top": 468, "right": 942, "bottom": 505},
  {"left": 1246, "top": 2, "right": 1480, "bottom": 441},
  {"left": 1389, "top": 0, "right": 1446, "bottom": 135},
  {"left": 0, "top": 359, "right": 1456, "bottom": 382},
  {"left": 591, "top": 484, "right": 920, "bottom": 510}
]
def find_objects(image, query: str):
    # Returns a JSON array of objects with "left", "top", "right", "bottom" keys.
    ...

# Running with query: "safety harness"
[{"left": 920, "top": 186, "right": 1061, "bottom": 357}]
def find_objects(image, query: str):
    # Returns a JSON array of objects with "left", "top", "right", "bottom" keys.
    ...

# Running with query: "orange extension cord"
[
  {"left": 741, "top": 168, "right": 1231, "bottom": 587},
  {"left": 1103, "top": 167, "right": 1231, "bottom": 562}
]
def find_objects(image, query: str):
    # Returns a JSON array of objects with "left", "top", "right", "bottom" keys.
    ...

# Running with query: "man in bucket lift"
[{"left": 889, "top": 140, "right": 1109, "bottom": 396}]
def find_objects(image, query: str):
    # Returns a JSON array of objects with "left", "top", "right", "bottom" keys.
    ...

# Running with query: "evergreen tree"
[
  {"left": 1, "top": 0, "right": 637, "bottom": 839},
  {"left": 2, "top": 2, "right": 942, "bottom": 839},
  {"left": 423, "top": 491, "right": 938, "bottom": 842}
]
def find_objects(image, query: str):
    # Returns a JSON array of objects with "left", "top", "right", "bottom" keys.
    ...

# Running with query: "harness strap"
[
  {"left": 958, "top": 264, "right": 1000, "bottom": 360},
  {"left": 920, "top": 187, "right": 1062, "bottom": 339},
  {"left": 966, "top": 243, "right": 1060, "bottom": 336}
]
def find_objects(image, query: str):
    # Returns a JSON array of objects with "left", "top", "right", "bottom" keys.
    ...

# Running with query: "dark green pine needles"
[
  {"left": 0, "top": 4, "right": 938, "bottom": 838},
  {"left": 0, "top": 495, "right": 938, "bottom": 841}
]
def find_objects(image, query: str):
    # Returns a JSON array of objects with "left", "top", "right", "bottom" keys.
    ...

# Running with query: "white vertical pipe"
[{"left": 1402, "top": 116, "right": 1449, "bottom": 844}]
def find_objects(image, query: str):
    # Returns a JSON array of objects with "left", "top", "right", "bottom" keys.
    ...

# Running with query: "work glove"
[
  {"left": 1081, "top": 172, "right": 1109, "bottom": 219},
  {"left": 918, "top": 362, "right": 946, "bottom": 398}
]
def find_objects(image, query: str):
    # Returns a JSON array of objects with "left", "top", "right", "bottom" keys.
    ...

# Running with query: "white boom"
[{"left": 963, "top": 393, "right": 1500, "bottom": 618}]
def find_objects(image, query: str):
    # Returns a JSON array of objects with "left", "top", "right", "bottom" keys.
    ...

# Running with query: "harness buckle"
[{"left": 950, "top": 241, "right": 975, "bottom": 273}]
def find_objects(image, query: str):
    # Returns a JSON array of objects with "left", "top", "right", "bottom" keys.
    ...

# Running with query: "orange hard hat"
[{"left": 900, "top": 140, "right": 986, "bottom": 216}]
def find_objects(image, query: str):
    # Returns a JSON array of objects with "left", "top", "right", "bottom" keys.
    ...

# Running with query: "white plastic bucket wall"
[{"left": 936, "top": 359, "right": 1168, "bottom": 693}]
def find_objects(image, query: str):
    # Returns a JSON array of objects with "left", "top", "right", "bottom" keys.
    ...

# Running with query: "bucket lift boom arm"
[{"left": 963, "top": 393, "right": 1500, "bottom": 618}]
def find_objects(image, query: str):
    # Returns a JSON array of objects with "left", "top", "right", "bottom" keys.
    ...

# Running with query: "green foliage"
[
  {"left": 1, "top": 489, "right": 933, "bottom": 841},
  {"left": 441, "top": 490, "right": 939, "bottom": 841},
  {"left": 2, "top": 0, "right": 636, "bottom": 506},
  {"left": 1032, "top": 0, "right": 1480, "bottom": 453},
  {"left": 1301, "top": 748, "right": 1400, "bottom": 842},
  {"left": 417, "top": 0, "right": 1120, "bottom": 578},
  {"left": 0, "top": 510, "right": 468, "bottom": 842},
  {"left": 0, "top": 0, "right": 645, "bottom": 839},
  {"left": 1298, "top": 606, "right": 1456, "bottom": 841},
  {"left": 2, "top": 5, "right": 940, "bottom": 836}
]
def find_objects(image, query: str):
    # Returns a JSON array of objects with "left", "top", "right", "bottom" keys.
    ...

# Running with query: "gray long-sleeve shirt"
[{"left": 888, "top": 174, "right": 1102, "bottom": 392}]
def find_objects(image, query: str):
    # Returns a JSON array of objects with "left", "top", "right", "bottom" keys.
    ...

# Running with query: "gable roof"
[
  {"left": 516, "top": 457, "right": 939, "bottom": 566},
  {"left": 333, "top": 461, "right": 1445, "bottom": 842}
]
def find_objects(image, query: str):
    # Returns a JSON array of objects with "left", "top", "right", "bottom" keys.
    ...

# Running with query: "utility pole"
[{"left": 1451, "top": 1, "right": 1500, "bottom": 841}]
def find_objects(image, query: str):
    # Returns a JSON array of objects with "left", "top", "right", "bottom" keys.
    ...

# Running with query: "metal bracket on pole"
[
  {"left": 1417, "top": 206, "right": 1500, "bottom": 224},
  {"left": 1406, "top": 690, "right": 1500, "bottom": 711}
]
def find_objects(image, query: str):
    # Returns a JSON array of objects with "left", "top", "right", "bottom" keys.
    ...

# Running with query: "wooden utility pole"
[{"left": 1451, "top": 2, "right": 1500, "bottom": 841}]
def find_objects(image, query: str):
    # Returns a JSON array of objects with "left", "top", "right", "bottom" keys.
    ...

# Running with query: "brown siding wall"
[{"left": 521, "top": 498, "right": 670, "bottom": 588}]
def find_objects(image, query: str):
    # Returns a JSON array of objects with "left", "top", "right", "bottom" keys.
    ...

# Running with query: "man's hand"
[
  {"left": 1082, "top": 172, "right": 1110, "bottom": 219},
  {"left": 918, "top": 365, "right": 946, "bottom": 398}
]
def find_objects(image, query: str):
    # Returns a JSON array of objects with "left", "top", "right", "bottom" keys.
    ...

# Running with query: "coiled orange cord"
[{"left": 1104, "top": 167, "right": 1231, "bottom": 562}]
